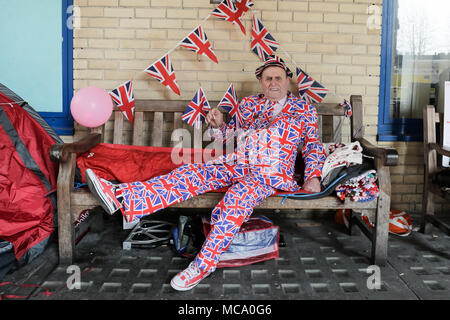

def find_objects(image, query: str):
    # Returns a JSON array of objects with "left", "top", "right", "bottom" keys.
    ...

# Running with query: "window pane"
[
  {"left": 391, "top": 0, "right": 450, "bottom": 118},
  {"left": 0, "top": 0, "right": 63, "bottom": 113}
]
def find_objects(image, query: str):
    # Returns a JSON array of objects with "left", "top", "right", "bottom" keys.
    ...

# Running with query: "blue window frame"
[
  {"left": 42, "top": 0, "right": 74, "bottom": 135},
  {"left": 378, "top": 0, "right": 450, "bottom": 142},
  {"left": 378, "top": 0, "right": 421, "bottom": 141},
  {"left": 0, "top": 0, "right": 73, "bottom": 135}
]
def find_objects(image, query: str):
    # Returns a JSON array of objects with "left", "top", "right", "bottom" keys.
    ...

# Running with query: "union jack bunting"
[
  {"left": 340, "top": 99, "right": 352, "bottom": 117},
  {"left": 218, "top": 83, "right": 243, "bottom": 128},
  {"left": 235, "top": 0, "right": 254, "bottom": 15},
  {"left": 109, "top": 80, "right": 135, "bottom": 124},
  {"left": 251, "top": 15, "right": 280, "bottom": 61},
  {"left": 145, "top": 54, "right": 181, "bottom": 96},
  {"left": 296, "top": 67, "right": 328, "bottom": 103},
  {"left": 212, "top": 0, "right": 246, "bottom": 35},
  {"left": 182, "top": 88, "right": 211, "bottom": 129},
  {"left": 180, "top": 26, "right": 218, "bottom": 64}
]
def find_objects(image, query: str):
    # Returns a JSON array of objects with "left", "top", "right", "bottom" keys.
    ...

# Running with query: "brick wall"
[
  {"left": 73, "top": 0, "right": 382, "bottom": 110},
  {"left": 70, "top": 0, "right": 447, "bottom": 214}
]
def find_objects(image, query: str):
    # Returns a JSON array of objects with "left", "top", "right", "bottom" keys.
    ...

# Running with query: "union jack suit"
[
  {"left": 211, "top": 92, "right": 326, "bottom": 189},
  {"left": 116, "top": 92, "right": 326, "bottom": 272}
]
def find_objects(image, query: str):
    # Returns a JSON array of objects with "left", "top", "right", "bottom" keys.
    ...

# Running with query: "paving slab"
[{"left": 2, "top": 209, "right": 449, "bottom": 301}]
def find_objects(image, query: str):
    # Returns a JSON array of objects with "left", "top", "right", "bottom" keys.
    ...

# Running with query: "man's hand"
[
  {"left": 302, "top": 177, "right": 321, "bottom": 193},
  {"left": 206, "top": 108, "right": 224, "bottom": 128}
]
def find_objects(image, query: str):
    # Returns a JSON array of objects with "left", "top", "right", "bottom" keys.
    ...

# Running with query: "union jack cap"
[{"left": 255, "top": 55, "right": 293, "bottom": 79}]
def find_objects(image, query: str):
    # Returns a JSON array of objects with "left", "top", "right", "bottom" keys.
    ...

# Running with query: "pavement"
[{"left": 1, "top": 208, "right": 449, "bottom": 304}]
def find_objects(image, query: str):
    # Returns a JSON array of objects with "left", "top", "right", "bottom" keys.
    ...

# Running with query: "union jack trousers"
[
  {"left": 115, "top": 162, "right": 275, "bottom": 273},
  {"left": 114, "top": 92, "right": 326, "bottom": 273}
]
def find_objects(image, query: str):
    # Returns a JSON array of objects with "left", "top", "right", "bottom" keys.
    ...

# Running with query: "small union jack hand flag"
[
  {"left": 180, "top": 25, "right": 218, "bottom": 64},
  {"left": 182, "top": 88, "right": 211, "bottom": 129},
  {"left": 145, "top": 54, "right": 181, "bottom": 96},
  {"left": 212, "top": 0, "right": 247, "bottom": 35},
  {"left": 296, "top": 67, "right": 328, "bottom": 103},
  {"left": 218, "top": 83, "right": 243, "bottom": 128},
  {"left": 109, "top": 80, "right": 135, "bottom": 124},
  {"left": 340, "top": 99, "right": 352, "bottom": 117},
  {"left": 251, "top": 14, "right": 280, "bottom": 61}
]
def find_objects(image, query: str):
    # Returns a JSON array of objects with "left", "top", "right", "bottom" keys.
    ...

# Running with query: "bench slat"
[
  {"left": 333, "top": 115, "right": 343, "bottom": 143},
  {"left": 171, "top": 112, "right": 183, "bottom": 147},
  {"left": 152, "top": 112, "right": 164, "bottom": 147},
  {"left": 193, "top": 127, "right": 203, "bottom": 149},
  {"left": 113, "top": 111, "right": 124, "bottom": 144},
  {"left": 132, "top": 111, "right": 144, "bottom": 146},
  {"left": 135, "top": 100, "right": 346, "bottom": 116},
  {"left": 70, "top": 190, "right": 377, "bottom": 216},
  {"left": 173, "top": 112, "right": 183, "bottom": 130}
]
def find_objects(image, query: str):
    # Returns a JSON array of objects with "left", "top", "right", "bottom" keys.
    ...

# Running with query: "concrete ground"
[{"left": 1, "top": 208, "right": 449, "bottom": 304}]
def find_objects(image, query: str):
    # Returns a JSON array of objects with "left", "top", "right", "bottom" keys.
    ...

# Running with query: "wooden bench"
[
  {"left": 421, "top": 105, "right": 450, "bottom": 234},
  {"left": 50, "top": 95, "right": 398, "bottom": 265}
]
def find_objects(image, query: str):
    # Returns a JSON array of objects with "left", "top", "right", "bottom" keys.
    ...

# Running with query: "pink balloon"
[{"left": 70, "top": 86, "right": 113, "bottom": 128}]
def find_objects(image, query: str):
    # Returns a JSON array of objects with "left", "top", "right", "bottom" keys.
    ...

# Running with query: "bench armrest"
[
  {"left": 356, "top": 137, "right": 398, "bottom": 167},
  {"left": 429, "top": 143, "right": 450, "bottom": 158},
  {"left": 50, "top": 133, "right": 101, "bottom": 162}
]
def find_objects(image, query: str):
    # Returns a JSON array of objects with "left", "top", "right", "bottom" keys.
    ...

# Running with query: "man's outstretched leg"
[
  {"left": 170, "top": 173, "right": 275, "bottom": 291},
  {"left": 85, "top": 162, "right": 241, "bottom": 222}
]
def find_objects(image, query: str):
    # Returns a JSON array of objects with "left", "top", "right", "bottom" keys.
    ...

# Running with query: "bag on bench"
[{"left": 201, "top": 215, "right": 279, "bottom": 268}]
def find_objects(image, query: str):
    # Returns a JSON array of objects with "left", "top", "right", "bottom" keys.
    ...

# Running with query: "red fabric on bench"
[{"left": 76, "top": 143, "right": 310, "bottom": 196}]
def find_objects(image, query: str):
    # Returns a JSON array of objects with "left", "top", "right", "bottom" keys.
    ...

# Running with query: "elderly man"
[{"left": 85, "top": 56, "right": 326, "bottom": 291}]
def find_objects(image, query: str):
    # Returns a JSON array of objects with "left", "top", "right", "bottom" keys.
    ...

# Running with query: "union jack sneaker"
[
  {"left": 170, "top": 261, "right": 211, "bottom": 291},
  {"left": 85, "top": 169, "right": 122, "bottom": 215}
]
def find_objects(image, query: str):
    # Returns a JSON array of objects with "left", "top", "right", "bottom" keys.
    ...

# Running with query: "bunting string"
[
  {"left": 93, "top": 0, "right": 343, "bottom": 128},
  {"left": 3, "top": 0, "right": 351, "bottom": 125},
  {"left": 127, "top": 13, "right": 213, "bottom": 84}
]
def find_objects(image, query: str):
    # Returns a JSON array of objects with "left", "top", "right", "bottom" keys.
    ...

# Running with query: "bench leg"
[
  {"left": 58, "top": 207, "right": 75, "bottom": 265},
  {"left": 57, "top": 154, "right": 76, "bottom": 265},
  {"left": 420, "top": 184, "right": 434, "bottom": 234},
  {"left": 348, "top": 210, "right": 354, "bottom": 236},
  {"left": 371, "top": 191, "right": 389, "bottom": 266}
]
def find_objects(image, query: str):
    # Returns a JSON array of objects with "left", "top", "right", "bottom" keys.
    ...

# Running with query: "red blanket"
[{"left": 76, "top": 143, "right": 310, "bottom": 196}]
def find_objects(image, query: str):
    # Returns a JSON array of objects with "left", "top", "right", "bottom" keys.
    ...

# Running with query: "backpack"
[
  {"left": 335, "top": 209, "right": 413, "bottom": 236},
  {"left": 387, "top": 210, "right": 413, "bottom": 236},
  {"left": 171, "top": 215, "right": 205, "bottom": 258},
  {"left": 201, "top": 215, "right": 279, "bottom": 268}
]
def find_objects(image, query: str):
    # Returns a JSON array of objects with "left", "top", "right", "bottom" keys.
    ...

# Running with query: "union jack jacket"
[{"left": 210, "top": 92, "right": 326, "bottom": 191}]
